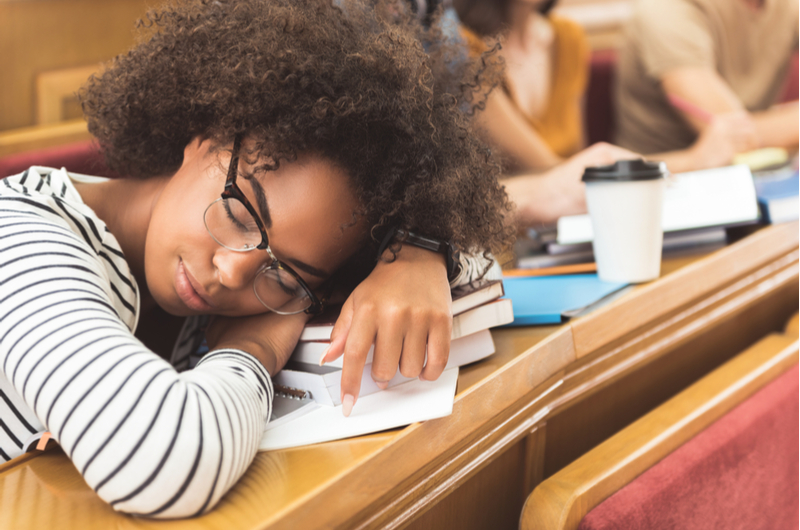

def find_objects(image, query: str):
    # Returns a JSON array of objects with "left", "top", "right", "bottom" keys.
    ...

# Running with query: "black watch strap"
[{"left": 376, "top": 228, "right": 462, "bottom": 283}]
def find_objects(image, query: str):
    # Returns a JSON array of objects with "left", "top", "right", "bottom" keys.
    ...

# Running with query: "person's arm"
[
  {"left": 751, "top": 100, "right": 799, "bottom": 149},
  {"left": 477, "top": 89, "right": 563, "bottom": 171},
  {"left": 650, "top": 110, "right": 759, "bottom": 173},
  {"left": 662, "top": 67, "right": 798, "bottom": 148},
  {"left": 503, "top": 142, "right": 641, "bottom": 226},
  {"left": 0, "top": 193, "right": 274, "bottom": 518}
]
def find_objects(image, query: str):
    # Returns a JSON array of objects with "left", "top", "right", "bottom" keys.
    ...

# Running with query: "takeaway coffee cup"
[{"left": 582, "top": 159, "right": 667, "bottom": 283}]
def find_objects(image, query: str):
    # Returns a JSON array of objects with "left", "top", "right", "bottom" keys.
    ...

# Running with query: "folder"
[{"left": 503, "top": 274, "right": 628, "bottom": 325}]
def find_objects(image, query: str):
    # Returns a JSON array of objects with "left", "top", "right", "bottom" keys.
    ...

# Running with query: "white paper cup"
[{"left": 583, "top": 160, "right": 667, "bottom": 283}]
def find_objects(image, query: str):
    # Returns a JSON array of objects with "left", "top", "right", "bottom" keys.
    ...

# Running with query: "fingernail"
[
  {"left": 376, "top": 381, "right": 389, "bottom": 390},
  {"left": 318, "top": 346, "right": 330, "bottom": 366},
  {"left": 342, "top": 394, "right": 355, "bottom": 417}
]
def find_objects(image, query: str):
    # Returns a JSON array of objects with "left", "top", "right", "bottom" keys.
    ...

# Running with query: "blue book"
[
  {"left": 503, "top": 274, "right": 628, "bottom": 325},
  {"left": 754, "top": 172, "right": 798, "bottom": 224}
]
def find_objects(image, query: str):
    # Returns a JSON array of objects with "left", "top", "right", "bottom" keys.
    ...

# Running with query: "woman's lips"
[{"left": 175, "top": 259, "right": 214, "bottom": 312}]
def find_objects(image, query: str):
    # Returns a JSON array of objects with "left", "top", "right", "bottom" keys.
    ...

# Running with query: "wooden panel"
[
  {"left": 36, "top": 65, "right": 100, "bottom": 124},
  {"left": 271, "top": 329, "right": 576, "bottom": 530},
  {"left": 0, "top": 119, "right": 90, "bottom": 157},
  {"left": 521, "top": 335, "right": 799, "bottom": 530},
  {"left": 0, "top": 432, "right": 398, "bottom": 530},
  {"left": 555, "top": 0, "right": 633, "bottom": 50},
  {"left": 522, "top": 423, "right": 548, "bottom": 496},
  {"left": 0, "top": 0, "right": 149, "bottom": 132},
  {"left": 407, "top": 441, "right": 528, "bottom": 530},
  {"left": 570, "top": 222, "right": 799, "bottom": 358},
  {"left": 544, "top": 270, "right": 798, "bottom": 477},
  {"left": 786, "top": 312, "right": 799, "bottom": 337}
]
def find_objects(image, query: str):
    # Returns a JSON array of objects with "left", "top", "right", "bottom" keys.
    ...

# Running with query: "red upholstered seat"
[
  {"left": 578, "top": 364, "right": 799, "bottom": 530},
  {"left": 585, "top": 49, "right": 618, "bottom": 146},
  {"left": 0, "top": 140, "right": 117, "bottom": 179}
]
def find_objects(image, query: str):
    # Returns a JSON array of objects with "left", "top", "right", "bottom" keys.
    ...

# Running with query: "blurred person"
[
  {"left": 454, "top": 0, "right": 746, "bottom": 229},
  {"left": 616, "top": 0, "right": 799, "bottom": 162}
]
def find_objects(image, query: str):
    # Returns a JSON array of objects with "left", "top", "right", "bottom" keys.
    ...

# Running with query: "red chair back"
[
  {"left": 578, "top": 365, "right": 799, "bottom": 530},
  {"left": 0, "top": 140, "right": 117, "bottom": 179}
]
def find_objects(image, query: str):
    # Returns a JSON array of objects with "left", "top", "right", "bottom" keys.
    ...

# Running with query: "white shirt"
[{"left": 0, "top": 167, "right": 272, "bottom": 518}]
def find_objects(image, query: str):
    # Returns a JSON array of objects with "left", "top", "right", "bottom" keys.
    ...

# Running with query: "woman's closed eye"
[
  {"left": 224, "top": 199, "right": 259, "bottom": 233},
  {"left": 275, "top": 270, "right": 299, "bottom": 296}
]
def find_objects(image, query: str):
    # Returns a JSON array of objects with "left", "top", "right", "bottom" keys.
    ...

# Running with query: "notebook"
[
  {"left": 753, "top": 171, "right": 798, "bottom": 224},
  {"left": 260, "top": 367, "right": 459, "bottom": 451},
  {"left": 502, "top": 274, "right": 628, "bottom": 325},
  {"left": 557, "top": 165, "right": 759, "bottom": 245}
]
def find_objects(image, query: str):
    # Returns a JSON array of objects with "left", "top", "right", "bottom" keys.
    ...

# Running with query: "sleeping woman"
[{"left": 0, "top": 0, "right": 512, "bottom": 518}]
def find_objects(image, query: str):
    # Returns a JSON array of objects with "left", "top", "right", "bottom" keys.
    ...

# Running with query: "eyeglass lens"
[
  {"left": 204, "top": 197, "right": 313, "bottom": 315},
  {"left": 254, "top": 268, "right": 314, "bottom": 315}
]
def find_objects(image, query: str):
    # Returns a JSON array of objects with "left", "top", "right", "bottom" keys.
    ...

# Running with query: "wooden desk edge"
[
  {"left": 570, "top": 222, "right": 799, "bottom": 357},
  {"left": 521, "top": 334, "right": 800, "bottom": 530},
  {"left": 268, "top": 327, "right": 578, "bottom": 529}
]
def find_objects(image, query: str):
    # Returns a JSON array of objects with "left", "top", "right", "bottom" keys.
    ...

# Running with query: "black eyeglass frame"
[{"left": 208, "top": 134, "right": 324, "bottom": 315}]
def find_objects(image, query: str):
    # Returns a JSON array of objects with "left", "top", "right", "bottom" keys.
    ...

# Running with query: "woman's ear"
[{"left": 183, "top": 136, "right": 207, "bottom": 162}]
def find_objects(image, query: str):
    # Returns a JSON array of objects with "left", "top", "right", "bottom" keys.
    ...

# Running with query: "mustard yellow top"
[{"left": 462, "top": 16, "right": 590, "bottom": 158}]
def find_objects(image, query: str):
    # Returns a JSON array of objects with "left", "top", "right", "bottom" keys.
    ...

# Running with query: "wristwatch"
[{"left": 376, "top": 228, "right": 462, "bottom": 283}]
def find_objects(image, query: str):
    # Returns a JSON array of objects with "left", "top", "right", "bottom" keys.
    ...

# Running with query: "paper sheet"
[
  {"left": 557, "top": 165, "right": 759, "bottom": 245},
  {"left": 259, "top": 367, "right": 459, "bottom": 451}
]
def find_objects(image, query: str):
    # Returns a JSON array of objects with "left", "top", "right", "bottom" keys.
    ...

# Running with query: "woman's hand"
[
  {"left": 205, "top": 311, "right": 311, "bottom": 377},
  {"left": 320, "top": 245, "right": 453, "bottom": 416}
]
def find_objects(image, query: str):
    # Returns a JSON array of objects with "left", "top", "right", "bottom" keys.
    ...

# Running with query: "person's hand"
[
  {"left": 319, "top": 244, "right": 452, "bottom": 416},
  {"left": 689, "top": 111, "right": 758, "bottom": 169},
  {"left": 506, "top": 142, "right": 640, "bottom": 226},
  {"left": 205, "top": 311, "right": 311, "bottom": 377}
]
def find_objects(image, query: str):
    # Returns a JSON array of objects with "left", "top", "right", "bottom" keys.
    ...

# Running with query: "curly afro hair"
[{"left": 80, "top": 0, "right": 514, "bottom": 259}]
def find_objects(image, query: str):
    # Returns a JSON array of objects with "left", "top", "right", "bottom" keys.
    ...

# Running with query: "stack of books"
[
  {"left": 753, "top": 170, "right": 798, "bottom": 224},
  {"left": 273, "top": 279, "right": 512, "bottom": 407},
  {"left": 260, "top": 279, "right": 513, "bottom": 450}
]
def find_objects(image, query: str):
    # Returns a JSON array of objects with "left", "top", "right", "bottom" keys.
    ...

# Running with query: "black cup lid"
[{"left": 582, "top": 159, "right": 667, "bottom": 182}]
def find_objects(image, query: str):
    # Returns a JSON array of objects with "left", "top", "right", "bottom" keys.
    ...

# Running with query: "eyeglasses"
[{"left": 203, "top": 135, "right": 324, "bottom": 315}]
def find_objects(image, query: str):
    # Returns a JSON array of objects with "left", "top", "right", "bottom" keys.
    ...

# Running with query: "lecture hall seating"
[{"left": 520, "top": 315, "right": 799, "bottom": 530}]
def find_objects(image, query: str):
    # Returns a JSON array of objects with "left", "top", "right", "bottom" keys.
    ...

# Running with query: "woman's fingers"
[
  {"left": 320, "top": 296, "right": 354, "bottom": 365},
  {"left": 371, "top": 317, "right": 404, "bottom": 389},
  {"left": 398, "top": 324, "right": 428, "bottom": 380},
  {"left": 419, "top": 313, "right": 451, "bottom": 382},
  {"left": 339, "top": 305, "right": 378, "bottom": 416}
]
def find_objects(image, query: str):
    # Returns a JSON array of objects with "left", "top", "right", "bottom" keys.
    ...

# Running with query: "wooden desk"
[{"left": 1, "top": 223, "right": 797, "bottom": 530}]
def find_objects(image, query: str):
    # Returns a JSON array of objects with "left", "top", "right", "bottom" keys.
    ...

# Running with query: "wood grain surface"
[{"left": 0, "top": 223, "right": 797, "bottom": 530}]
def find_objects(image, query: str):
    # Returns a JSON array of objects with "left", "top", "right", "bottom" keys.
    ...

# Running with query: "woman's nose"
[{"left": 212, "top": 247, "right": 266, "bottom": 291}]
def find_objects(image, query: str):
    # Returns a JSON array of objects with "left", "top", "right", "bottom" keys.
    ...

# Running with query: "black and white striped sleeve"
[{"left": 0, "top": 187, "right": 273, "bottom": 517}]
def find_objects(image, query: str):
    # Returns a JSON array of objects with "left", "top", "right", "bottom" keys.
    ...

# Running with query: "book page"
[
  {"left": 557, "top": 165, "right": 759, "bottom": 244},
  {"left": 259, "top": 368, "right": 459, "bottom": 451}
]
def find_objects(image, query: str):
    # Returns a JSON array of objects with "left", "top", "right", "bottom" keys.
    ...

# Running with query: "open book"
[
  {"left": 275, "top": 329, "right": 495, "bottom": 406},
  {"left": 262, "top": 368, "right": 459, "bottom": 451}
]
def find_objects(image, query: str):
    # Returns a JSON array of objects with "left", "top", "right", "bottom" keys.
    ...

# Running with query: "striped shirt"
[{"left": 0, "top": 167, "right": 273, "bottom": 518}]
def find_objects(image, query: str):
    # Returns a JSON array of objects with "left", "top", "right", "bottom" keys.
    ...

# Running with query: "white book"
[
  {"left": 275, "top": 328, "right": 495, "bottom": 406},
  {"left": 260, "top": 367, "right": 459, "bottom": 451},
  {"left": 450, "top": 279, "right": 505, "bottom": 315},
  {"left": 299, "top": 297, "right": 514, "bottom": 342},
  {"left": 556, "top": 164, "right": 760, "bottom": 245},
  {"left": 290, "top": 327, "right": 495, "bottom": 368}
]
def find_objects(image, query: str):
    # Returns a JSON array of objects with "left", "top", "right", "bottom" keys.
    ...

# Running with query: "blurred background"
[{"left": 0, "top": 0, "right": 639, "bottom": 155}]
